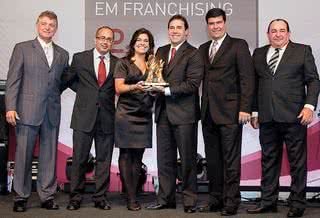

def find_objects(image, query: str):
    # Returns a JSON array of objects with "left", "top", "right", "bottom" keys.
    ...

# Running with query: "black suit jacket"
[
  {"left": 199, "top": 35, "right": 255, "bottom": 125},
  {"left": 252, "top": 41, "right": 320, "bottom": 123},
  {"left": 154, "top": 41, "right": 204, "bottom": 125},
  {"left": 63, "top": 49, "right": 118, "bottom": 133}
]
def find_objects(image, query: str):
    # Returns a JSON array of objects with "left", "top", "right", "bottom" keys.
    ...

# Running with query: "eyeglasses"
[{"left": 96, "top": 36, "right": 113, "bottom": 43}]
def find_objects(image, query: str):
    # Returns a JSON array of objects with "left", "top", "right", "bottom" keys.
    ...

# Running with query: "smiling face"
[
  {"left": 36, "top": 16, "right": 57, "bottom": 43},
  {"left": 168, "top": 19, "right": 189, "bottom": 47},
  {"left": 207, "top": 15, "right": 226, "bottom": 40},
  {"left": 95, "top": 27, "right": 114, "bottom": 55},
  {"left": 267, "top": 20, "right": 290, "bottom": 48},
  {"left": 134, "top": 33, "right": 150, "bottom": 55}
]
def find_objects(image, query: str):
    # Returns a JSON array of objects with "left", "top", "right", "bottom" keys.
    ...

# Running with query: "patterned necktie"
[
  {"left": 209, "top": 40, "right": 218, "bottom": 63},
  {"left": 44, "top": 45, "right": 52, "bottom": 67},
  {"left": 169, "top": 47, "right": 176, "bottom": 64},
  {"left": 268, "top": 48, "right": 280, "bottom": 74},
  {"left": 98, "top": 56, "right": 107, "bottom": 87}
]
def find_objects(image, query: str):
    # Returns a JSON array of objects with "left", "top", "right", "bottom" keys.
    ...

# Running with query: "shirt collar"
[
  {"left": 170, "top": 40, "right": 185, "bottom": 51},
  {"left": 37, "top": 36, "right": 52, "bottom": 48},
  {"left": 94, "top": 48, "right": 110, "bottom": 60},
  {"left": 269, "top": 42, "right": 289, "bottom": 53},
  {"left": 211, "top": 33, "right": 227, "bottom": 46}
]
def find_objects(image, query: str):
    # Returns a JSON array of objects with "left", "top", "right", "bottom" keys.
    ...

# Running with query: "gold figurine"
[{"left": 144, "top": 55, "right": 168, "bottom": 86}]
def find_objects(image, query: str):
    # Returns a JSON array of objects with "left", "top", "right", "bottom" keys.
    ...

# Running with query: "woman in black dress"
[{"left": 114, "top": 28, "right": 155, "bottom": 211}]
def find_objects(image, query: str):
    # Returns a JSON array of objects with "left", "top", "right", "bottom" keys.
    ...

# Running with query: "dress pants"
[
  {"left": 14, "top": 114, "right": 58, "bottom": 202},
  {"left": 202, "top": 110, "right": 242, "bottom": 209},
  {"left": 156, "top": 108, "right": 197, "bottom": 207},
  {"left": 70, "top": 110, "right": 114, "bottom": 202},
  {"left": 259, "top": 122, "right": 307, "bottom": 209}
]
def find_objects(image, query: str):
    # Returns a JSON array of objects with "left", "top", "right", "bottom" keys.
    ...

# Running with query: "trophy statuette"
[{"left": 144, "top": 55, "right": 168, "bottom": 87}]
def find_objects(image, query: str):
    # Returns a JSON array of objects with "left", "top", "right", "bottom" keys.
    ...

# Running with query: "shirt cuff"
[
  {"left": 304, "top": 104, "right": 315, "bottom": 111},
  {"left": 251, "top": 112, "right": 258, "bottom": 117},
  {"left": 164, "top": 87, "right": 171, "bottom": 96}
]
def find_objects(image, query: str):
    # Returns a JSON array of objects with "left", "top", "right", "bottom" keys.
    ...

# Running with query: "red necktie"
[
  {"left": 98, "top": 56, "right": 107, "bottom": 87},
  {"left": 169, "top": 47, "right": 176, "bottom": 64}
]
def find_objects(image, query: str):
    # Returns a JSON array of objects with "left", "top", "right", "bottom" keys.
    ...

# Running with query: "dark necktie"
[
  {"left": 268, "top": 48, "right": 280, "bottom": 74},
  {"left": 169, "top": 47, "right": 176, "bottom": 64},
  {"left": 98, "top": 56, "right": 107, "bottom": 87},
  {"left": 209, "top": 40, "right": 218, "bottom": 63}
]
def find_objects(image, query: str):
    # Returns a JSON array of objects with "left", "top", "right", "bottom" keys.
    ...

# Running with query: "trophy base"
[{"left": 143, "top": 82, "right": 169, "bottom": 87}]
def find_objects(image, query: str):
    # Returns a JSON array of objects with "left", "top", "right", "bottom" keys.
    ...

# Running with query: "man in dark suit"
[
  {"left": 146, "top": 15, "right": 203, "bottom": 213},
  {"left": 247, "top": 19, "right": 320, "bottom": 218},
  {"left": 198, "top": 8, "right": 255, "bottom": 216},
  {"left": 5, "top": 11, "right": 69, "bottom": 212},
  {"left": 63, "top": 26, "right": 117, "bottom": 211}
]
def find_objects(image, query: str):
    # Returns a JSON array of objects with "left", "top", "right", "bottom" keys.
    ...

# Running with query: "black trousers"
[
  {"left": 259, "top": 121, "right": 307, "bottom": 209},
  {"left": 70, "top": 111, "right": 114, "bottom": 202},
  {"left": 202, "top": 110, "right": 242, "bottom": 209},
  {"left": 156, "top": 109, "right": 198, "bottom": 207},
  {"left": 118, "top": 148, "right": 145, "bottom": 203}
]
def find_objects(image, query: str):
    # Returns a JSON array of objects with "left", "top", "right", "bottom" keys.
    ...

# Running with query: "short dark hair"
[
  {"left": 205, "top": 8, "right": 226, "bottom": 23},
  {"left": 95, "top": 26, "right": 114, "bottom": 39},
  {"left": 267, "top": 18, "right": 290, "bottom": 33},
  {"left": 168, "top": 14, "right": 189, "bottom": 30},
  {"left": 127, "top": 28, "right": 155, "bottom": 61},
  {"left": 37, "top": 10, "right": 58, "bottom": 26}
]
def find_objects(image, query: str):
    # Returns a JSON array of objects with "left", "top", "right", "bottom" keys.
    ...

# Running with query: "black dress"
[{"left": 114, "top": 58, "right": 153, "bottom": 148}]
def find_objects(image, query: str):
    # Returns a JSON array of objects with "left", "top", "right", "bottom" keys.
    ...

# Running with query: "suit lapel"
[
  {"left": 51, "top": 43, "right": 61, "bottom": 69},
  {"left": 260, "top": 45, "right": 272, "bottom": 75},
  {"left": 274, "top": 41, "right": 294, "bottom": 75},
  {"left": 211, "top": 35, "right": 231, "bottom": 65},
  {"left": 88, "top": 50, "right": 99, "bottom": 86},
  {"left": 32, "top": 39, "right": 49, "bottom": 68},
  {"left": 203, "top": 41, "right": 211, "bottom": 65},
  {"left": 167, "top": 41, "right": 188, "bottom": 76},
  {"left": 108, "top": 54, "right": 116, "bottom": 78}
]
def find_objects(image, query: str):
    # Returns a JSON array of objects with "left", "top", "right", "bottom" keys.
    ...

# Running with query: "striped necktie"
[
  {"left": 209, "top": 40, "right": 218, "bottom": 63},
  {"left": 268, "top": 48, "right": 280, "bottom": 74},
  {"left": 169, "top": 47, "right": 176, "bottom": 65}
]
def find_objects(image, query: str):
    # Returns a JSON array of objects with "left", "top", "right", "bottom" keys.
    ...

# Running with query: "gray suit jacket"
[{"left": 5, "top": 38, "right": 69, "bottom": 127}]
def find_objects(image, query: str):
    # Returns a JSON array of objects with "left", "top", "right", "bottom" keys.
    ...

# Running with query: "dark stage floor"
[{"left": 1, "top": 192, "right": 320, "bottom": 218}]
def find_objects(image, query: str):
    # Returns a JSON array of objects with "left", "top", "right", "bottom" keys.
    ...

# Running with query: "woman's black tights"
[{"left": 118, "top": 148, "right": 145, "bottom": 202}]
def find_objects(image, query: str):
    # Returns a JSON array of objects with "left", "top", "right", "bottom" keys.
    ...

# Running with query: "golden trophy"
[{"left": 144, "top": 55, "right": 168, "bottom": 87}]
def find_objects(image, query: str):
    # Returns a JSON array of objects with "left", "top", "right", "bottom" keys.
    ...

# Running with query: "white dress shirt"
[
  {"left": 93, "top": 48, "right": 110, "bottom": 79},
  {"left": 37, "top": 37, "right": 53, "bottom": 67}
]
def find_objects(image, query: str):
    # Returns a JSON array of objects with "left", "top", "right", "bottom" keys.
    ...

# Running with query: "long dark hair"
[{"left": 127, "top": 28, "right": 155, "bottom": 61}]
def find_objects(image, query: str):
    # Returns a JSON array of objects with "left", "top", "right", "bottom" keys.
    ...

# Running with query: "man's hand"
[
  {"left": 6, "top": 110, "right": 20, "bottom": 126},
  {"left": 250, "top": 117, "right": 259, "bottom": 129},
  {"left": 297, "top": 107, "right": 314, "bottom": 126},
  {"left": 239, "top": 111, "right": 251, "bottom": 125},
  {"left": 146, "top": 85, "right": 165, "bottom": 93}
]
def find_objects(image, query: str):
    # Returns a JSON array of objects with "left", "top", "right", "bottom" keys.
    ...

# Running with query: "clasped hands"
[{"left": 133, "top": 81, "right": 165, "bottom": 93}]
